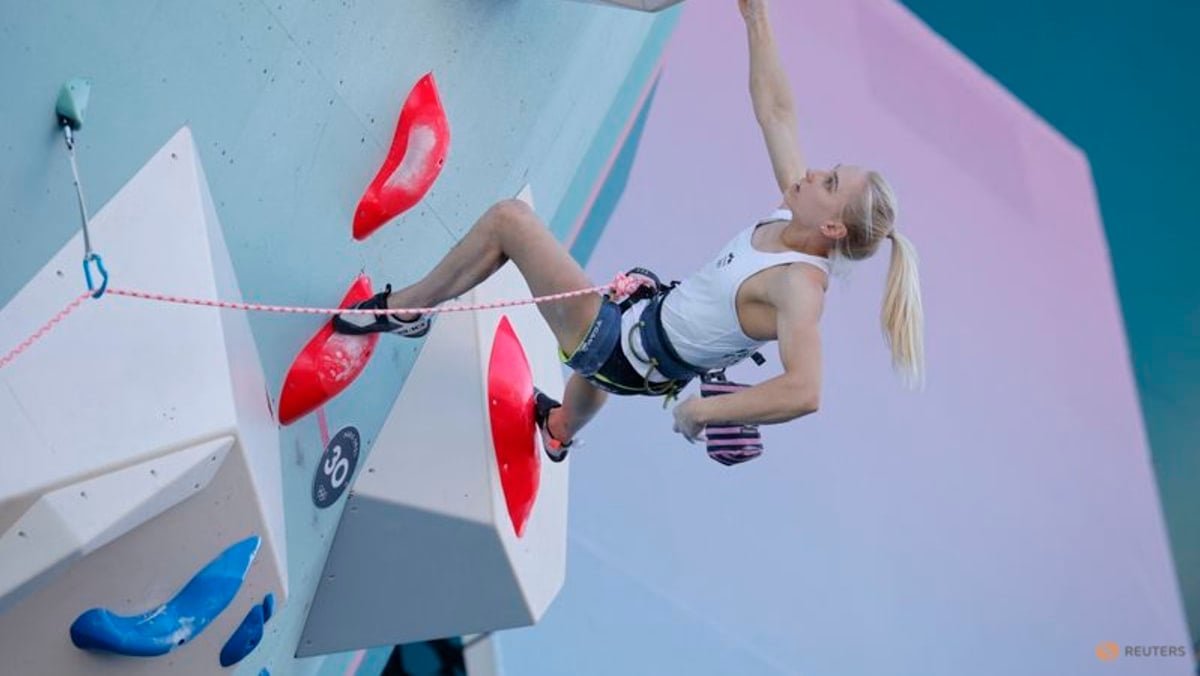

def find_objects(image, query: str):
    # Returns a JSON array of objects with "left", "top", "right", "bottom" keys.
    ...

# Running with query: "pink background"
[{"left": 499, "top": 2, "right": 1191, "bottom": 674}]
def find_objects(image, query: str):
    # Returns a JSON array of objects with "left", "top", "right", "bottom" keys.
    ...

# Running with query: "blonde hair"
[{"left": 834, "top": 171, "right": 926, "bottom": 390}]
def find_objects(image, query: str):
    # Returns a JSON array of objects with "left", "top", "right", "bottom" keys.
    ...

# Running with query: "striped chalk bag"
[{"left": 699, "top": 371, "right": 764, "bottom": 466}]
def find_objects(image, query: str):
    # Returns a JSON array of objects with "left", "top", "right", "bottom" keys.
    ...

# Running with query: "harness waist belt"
[{"left": 638, "top": 291, "right": 708, "bottom": 382}]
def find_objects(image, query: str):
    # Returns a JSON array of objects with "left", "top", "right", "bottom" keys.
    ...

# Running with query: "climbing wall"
[
  {"left": 0, "top": 128, "right": 288, "bottom": 675},
  {"left": 0, "top": 1, "right": 680, "bottom": 674}
]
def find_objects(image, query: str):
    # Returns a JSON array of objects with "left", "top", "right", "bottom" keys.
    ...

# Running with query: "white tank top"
[{"left": 657, "top": 209, "right": 831, "bottom": 371}]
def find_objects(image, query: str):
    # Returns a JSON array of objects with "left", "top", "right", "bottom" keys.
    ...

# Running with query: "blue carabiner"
[{"left": 83, "top": 253, "right": 108, "bottom": 299}]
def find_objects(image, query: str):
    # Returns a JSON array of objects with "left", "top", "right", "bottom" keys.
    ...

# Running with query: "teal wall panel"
[{"left": 0, "top": 2, "right": 679, "bottom": 673}]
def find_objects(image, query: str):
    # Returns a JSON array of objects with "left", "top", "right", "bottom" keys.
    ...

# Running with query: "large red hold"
[
  {"left": 278, "top": 275, "right": 380, "bottom": 425},
  {"left": 353, "top": 72, "right": 451, "bottom": 240},
  {"left": 486, "top": 316, "right": 541, "bottom": 538}
]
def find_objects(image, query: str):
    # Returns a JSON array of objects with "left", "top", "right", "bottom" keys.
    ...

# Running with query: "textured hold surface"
[
  {"left": 218, "top": 595, "right": 271, "bottom": 667},
  {"left": 487, "top": 315, "right": 539, "bottom": 538},
  {"left": 69, "top": 535, "right": 261, "bottom": 657},
  {"left": 352, "top": 73, "right": 450, "bottom": 240},
  {"left": 277, "top": 274, "right": 379, "bottom": 425}
]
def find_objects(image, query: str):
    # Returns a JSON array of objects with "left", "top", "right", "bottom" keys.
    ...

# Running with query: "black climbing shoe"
[
  {"left": 534, "top": 388, "right": 574, "bottom": 463},
  {"left": 332, "top": 284, "right": 432, "bottom": 337}
]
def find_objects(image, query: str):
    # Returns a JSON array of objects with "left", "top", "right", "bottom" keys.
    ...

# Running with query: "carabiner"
[{"left": 83, "top": 253, "right": 109, "bottom": 299}]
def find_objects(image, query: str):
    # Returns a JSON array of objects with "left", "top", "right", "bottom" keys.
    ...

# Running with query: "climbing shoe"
[
  {"left": 534, "top": 388, "right": 574, "bottom": 463},
  {"left": 332, "top": 284, "right": 432, "bottom": 337}
]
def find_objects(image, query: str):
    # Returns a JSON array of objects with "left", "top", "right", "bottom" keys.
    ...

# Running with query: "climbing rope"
[
  {"left": 104, "top": 272, "right": 645, "bottom": 316},
  {"left": 0, "top": 292, "right": 92, "bottom": 370},
  {"left": 0, "top": 273, "right": 648, "bottom": 371}
]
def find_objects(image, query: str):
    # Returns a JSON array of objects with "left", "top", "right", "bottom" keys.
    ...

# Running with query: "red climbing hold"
[
  {"left": 486, "top": 316, "right": 540, "bottom": 538},
  {"left": 353, "top": 72, "right": 451, "bottom": 240},
  {"left": 278, "top": 275, "right": 380, "bottom": 426}
]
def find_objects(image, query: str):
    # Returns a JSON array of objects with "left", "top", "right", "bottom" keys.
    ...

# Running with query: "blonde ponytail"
[
  {"left": 837, "top": 171, "right": 926, "bottom": 390},
  {"left": 881, "top": 231, "right": 925, "bottom": 390}
]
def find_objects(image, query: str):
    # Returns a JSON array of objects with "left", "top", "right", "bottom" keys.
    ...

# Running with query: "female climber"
[{"left": 333, "top": 0, "right": 924, "bottom": 465}]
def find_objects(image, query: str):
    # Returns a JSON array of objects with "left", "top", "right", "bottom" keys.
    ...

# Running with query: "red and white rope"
[
  {"left": 0, "top": 273, "right": 647, "bottom": 370},
  {"left": 0, "top": 292, "right": 92, "bottom": 369}
]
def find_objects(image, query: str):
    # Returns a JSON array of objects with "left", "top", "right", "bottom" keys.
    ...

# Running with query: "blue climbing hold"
[
  {"left": 219, "top": 593, "right": 274, "bottom": 667},
  {"left": 218, "top": 592, "right": 275, "bottom": 667},
  {"left": 69, "top": 535, "right": 261, "bottom": 657},
  {"left": 219, "top": 603, "right": 265, "bottom": 667}
]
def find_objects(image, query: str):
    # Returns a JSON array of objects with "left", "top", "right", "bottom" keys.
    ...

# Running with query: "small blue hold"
[
  {"left": 219, "top": 592, "right": 276, "bottom": 667},
  {"left": 70, "top": 535, "right": 261, "bottom": 657},
  {"left": 260, "top": 670, "right": 270, "bottom": 676},
  {"left": 219, "top": 604, "right": 265, "bottom": 667}
]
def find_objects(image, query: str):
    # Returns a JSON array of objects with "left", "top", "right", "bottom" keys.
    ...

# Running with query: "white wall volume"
[
  {"left": 299, "top": 190, "right": 569, "bottom": 655},
  {"left": 0, "top": 128, "right": 288, "bottom": 675},
  {"left": 0, "top": 436, "right": 234, "bottom": 613}
]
